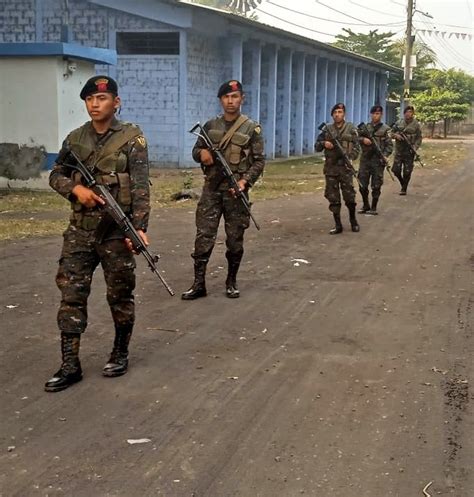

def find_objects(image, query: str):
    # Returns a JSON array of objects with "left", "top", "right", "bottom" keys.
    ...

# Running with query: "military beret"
[
  {"left": 331, "top": 102, "right": 345, "bottom": 115},
  {"left": 404, "top": 105, "right": 415, "bottom": 114},
  {"left": 370, "top": 105, "right": 383, "bottom": 113},
  {"left": 80, "top": 75, "right": 118, "bottom": 100},
  {"left": 217, "top": 80, "right": 243, "bottom": 98}
]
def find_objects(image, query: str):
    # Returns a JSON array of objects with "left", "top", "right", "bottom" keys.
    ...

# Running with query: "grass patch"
[{"left": 0, "top": 141, "right": 468, "bottom": 241}]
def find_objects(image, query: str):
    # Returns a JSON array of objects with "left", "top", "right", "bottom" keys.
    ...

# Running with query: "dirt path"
[{"left": 0, "top": 145, "right": 472, "bottom": 497}]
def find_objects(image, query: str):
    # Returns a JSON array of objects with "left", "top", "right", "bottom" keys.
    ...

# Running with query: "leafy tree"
[
  {"left": 416, "top": 68, "right": 474, "bottom": 102},
  {"left": 411, "top": 88, "right": 470, "bottom": 137}
]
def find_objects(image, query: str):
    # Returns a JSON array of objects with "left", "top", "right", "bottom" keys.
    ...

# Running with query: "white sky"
[{"left": 253, "top": 0, "right": 474, "bottom": 74}]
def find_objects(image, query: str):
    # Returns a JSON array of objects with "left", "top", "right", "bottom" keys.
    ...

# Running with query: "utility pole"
[{"left": 402, "top": 0, "right": 415, "bottom": 115}]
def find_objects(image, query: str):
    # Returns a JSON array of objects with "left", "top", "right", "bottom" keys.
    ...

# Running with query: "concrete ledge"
[{"left": 0, "top": 171, "right": 51, "bottom": 191}]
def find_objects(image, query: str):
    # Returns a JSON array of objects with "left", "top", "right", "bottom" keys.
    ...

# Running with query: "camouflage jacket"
[
  {"left": 359, "top": 122, "right": 393, "bottom": 165},
  {"left": 50, "top": 118, "right": 150, "bottom": 234},
  {"left": 192, "top": 114, "right": 265, "bottom": 189},
  {"left": 315, "top": 121, "right": 360, "bottom": 175},
  {"left": 392, "top": 118, "right": 422, "bottom": 155}
]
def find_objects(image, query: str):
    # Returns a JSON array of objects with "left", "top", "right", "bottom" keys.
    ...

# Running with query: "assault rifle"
[
  {"left": 357, "top": 122, "right": 395, "bottom": 181},
  {"left": 318, "top": 122, "right": 363, "bottom": 188},
  {"left": 391, "top": 123, "right": 425, "bottom": 167},
  {"left": 61, "top": 150, "right": 175, "bottom": 296},
  {"left": 189, "top": 122, "right": 260, "bottom": 230}
]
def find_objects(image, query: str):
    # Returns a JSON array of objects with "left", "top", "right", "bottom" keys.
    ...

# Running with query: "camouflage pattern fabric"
[
  {"left": 358, "top": 122, "right": 393, "bottom": 200},
  {"left": 391, "top": 118, "right": 422, "bottom": 188},
  {"left": 315, "top": 121, "right": 360, "bottom": 213},
  {"left": 191, "top": 115, "right": 265, "bottom": 263},
  {"left": 49, "top": 118, "right": 149, "bottom": 334}
]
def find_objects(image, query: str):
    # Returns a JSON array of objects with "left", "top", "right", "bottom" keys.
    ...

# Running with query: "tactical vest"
[
  {"left": 394, "top": 119, "right": 420, "bottom": 152},
  {"left": 324, "top": 122, "right": 355, "bottom": 166},
  {"left": 362, "top": 123, "right": 389, "bottom": 158},
  {"left": 206, "top": 116, "right": 256, "bottom": 174},
  {"left": 67, "top": 121, "right": 142, "bottom": 229}
]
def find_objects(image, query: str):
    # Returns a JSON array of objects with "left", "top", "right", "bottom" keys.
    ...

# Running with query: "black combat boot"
[
  {"left": 44, "top": 333, "right": 82, "bottom": 392},
  {"left": 367, "top": 197, "right": 379, "bottom": 215},
  {"left": 225, "top": 254, "right": 241, "bottom": 299},
  {"left": 348, "top": 204, "right": 360, "bottom": 232},
  {"left": 329, "top": 213, "right": 343, "bottom": 235},
  {"left": 358, "top": 194, "right": 370, "bottom": 214},
  {"left": 181, "top": 259, "right": 208, "bottom": 300},
  {"left": 103, "top": 325, "right": 133, "bottom": 377}
]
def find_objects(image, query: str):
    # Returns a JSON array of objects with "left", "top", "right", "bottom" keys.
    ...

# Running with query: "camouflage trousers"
[
  {"left": 324, "top": 171, "right": 356, "bottom": 214},
  {"left": 358, "top": 161, "right": 385, "bottom": 200},
  {"left": 55, "top": 224, "right": 136, "bottom": 334},
  {"left": 392, "top": 153, "right": 414, "bottom": 189},
  {"left": 192, "top": 183, "right": 250, "bottom": 263}
]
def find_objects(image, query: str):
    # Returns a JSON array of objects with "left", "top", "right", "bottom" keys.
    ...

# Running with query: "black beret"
[
  {"left": 404, "top": 105, "right": 415, "bottom": 114},
  {"left": 331, "top": 102, "right": 345, "bottom": 115},
  {"left": 80, "top": 75, "right": 118, "bottom": 100},
  {"left": 370, "top": 105, "right": 383, "bottom": 113},
  {"left": 217, "top": 80, "right": 243, "bottom": 98}
]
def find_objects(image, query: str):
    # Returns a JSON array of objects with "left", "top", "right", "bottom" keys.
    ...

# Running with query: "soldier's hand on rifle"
[
  {"left": 229, "top": 179, "right": 248, "bottom": 197},
  {"left": 393, "top": 133, "right": 402, "bottom": 141},
  {"left": 362, "top": 137, "right": 372, "bottom": 146},
  {"left": 72, "top": 184, "right": 106, "bottom": 208},
  {"left": 324, "top": 141, "right": 335, "bottom": 150},
  {"left": 125, "top": 230, "right": 149, "bottom": 254},
  {"left": 200, "top": 149, "right": 214, "bottom": 166}
]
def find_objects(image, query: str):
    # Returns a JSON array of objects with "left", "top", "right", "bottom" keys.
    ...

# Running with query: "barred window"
[{"left": 116, "top": 32, "right": 179, "bottom": 55}]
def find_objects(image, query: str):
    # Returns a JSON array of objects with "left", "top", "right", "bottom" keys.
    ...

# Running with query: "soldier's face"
[
  {"left": 220, "top": 91, "right": 244, "bottom": 115},
  {"left": 332, "top": 109, "right": 345, "bottom": 124},
  {"left": 371, "top": 111, "right": 382, "bottom": 124},
  {"left": 404, "top": 110, "right": 414, "bottom": 120},
  {"left": 85, "top": 93, "right": 121, "bottom": 121}
]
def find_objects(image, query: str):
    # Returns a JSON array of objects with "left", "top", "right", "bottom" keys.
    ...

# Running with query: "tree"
[
  {"left": 411, "top": 88, "right": 470, "bottom": 138},
  {"left": 416, "top": 68, "right": 474, "bottom": 102},
  {"left": 332, "top": 29, "right": 437, "bottom": 98}
]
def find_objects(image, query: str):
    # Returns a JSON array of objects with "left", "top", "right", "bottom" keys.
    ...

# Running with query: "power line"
[
  {"left": 266, "top": 0, "right": 404, "bottom": 27},
  {"left": 313, "top": 0, "right": 369, "bottom": 25},
  {"left": 348, "top": 0, "right": 405, "bottom": 20},
  {"left": 258, "top": 8, "right": 335, "bottom": 37}
]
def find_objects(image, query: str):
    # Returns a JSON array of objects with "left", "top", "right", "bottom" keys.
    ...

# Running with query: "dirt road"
[{"left": 0, "top": 145, "right": 472, "bottom": 497}]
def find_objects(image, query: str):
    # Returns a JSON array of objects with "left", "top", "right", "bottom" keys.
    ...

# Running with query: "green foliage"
[{"left": 415, "top": 68, "right": 474, "bottom": 102}]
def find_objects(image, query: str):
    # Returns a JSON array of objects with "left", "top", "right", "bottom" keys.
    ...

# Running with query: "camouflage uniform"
[
  {"left": 358, "top": 122, "right": 393, "bottom": 211},
  {"left": 391, "top": 118, "right": 422, "bottom": 193},
  {"left": 49, "top": 118, "right": 150, "bottom": 335},
  {"left": 182, "top": 113, "right": 265, "bottom": 299},
  {"left": 315, "top": 121, "right": 360, "bottom": 214},
  {"left": 191, "top": 115, "right": 265, "bottom": 263}
]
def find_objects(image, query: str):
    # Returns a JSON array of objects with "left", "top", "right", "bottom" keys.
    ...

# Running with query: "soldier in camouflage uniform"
[
  {"left": 315, "top": 103, "right": 361, "bottom": 234},
  {"left": 357, "top": 105, "right": 393, "bottom": 215},
  {"left": 182, "top": 80, "right": 265, "bottom": 300},
  {"left": 45, "top": 76, "right": 150, "bottom": 392},
  {"left": 391, "top": 105, "right": 422, "bottom": 195}
]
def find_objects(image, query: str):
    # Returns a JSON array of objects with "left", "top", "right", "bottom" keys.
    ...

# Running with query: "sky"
[{"left": 251, "top": 0, "right": 473, "bottom": 74}]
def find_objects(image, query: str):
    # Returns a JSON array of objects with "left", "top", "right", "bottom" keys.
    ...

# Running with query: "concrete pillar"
[
  {"left": 379, "top": 71, "right": 388, "bottom": 116},
  {"left": 337, "top": 62, "right": 347, "bottom": 103},
  {"left": 263, "top": 44, "right": 278, "bottom": 160},
  {"left": 278, "top": 48, "right": 292, "bottom": 157},
  {"left": 361, "top": 69, "right": 369, "bottom": 122},
  {"left": 178, "top": 30, "right": 188, "bottom": 167},
  {"left": 250, "top": 41, "right": 262, "bottom": 121},
  {"left": 354, "top": 67, "right": 363, "bottom": 124},
  {"left": 368, "top": 71, "right": 376, "bottom": 109},
  {"left": 316, "top": 57, "right": 328, "bottom": 126},
  {"left": 303, "top": 55, "right": 317, "bottom": 154},
  {"left": 346, "top": 65, "right": 355, "bottom": 122},
  {"left": 326, "top": 61, "right": 338, "bottom": 120},
  {"left": 292, "top": 52, "right": 305, "bottom": 156},
  {"left": 231, "top": 35, "right": 243, "bottom": 81}
]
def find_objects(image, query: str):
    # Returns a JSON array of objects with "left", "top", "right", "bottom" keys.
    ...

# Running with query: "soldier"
[
  {"left": 315, "top": 103, "right": 361, "bottom": 234},
  {"left": 182, "top": 80, "right": 265, "bottom": 300},
  {"left": 358, "top": 105, "right": 393, "bottom": 215},
  {"left": 391, "top": 105, "right": 422, "bottom": 195},
  {"left": 44, "top": 75, "right": 150, "bottom": 392}
]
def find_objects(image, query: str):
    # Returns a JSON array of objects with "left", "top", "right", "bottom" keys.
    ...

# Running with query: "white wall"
[{"left": 0, "top": 56, "right": 93, "bottom": 154}]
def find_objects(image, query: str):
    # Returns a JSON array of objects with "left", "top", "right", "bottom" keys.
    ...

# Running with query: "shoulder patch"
[{"left": 135, "top": 136, "right": 147, "bottom": 148}]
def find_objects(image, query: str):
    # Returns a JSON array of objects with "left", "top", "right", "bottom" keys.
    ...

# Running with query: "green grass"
[{"left": 0, "top": 141, "right": 468, "bottom": 241}]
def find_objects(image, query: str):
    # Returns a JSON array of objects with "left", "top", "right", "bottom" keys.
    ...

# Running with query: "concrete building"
[{"left": 0, "top": 0, "right": 401, "bottom": 170}]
